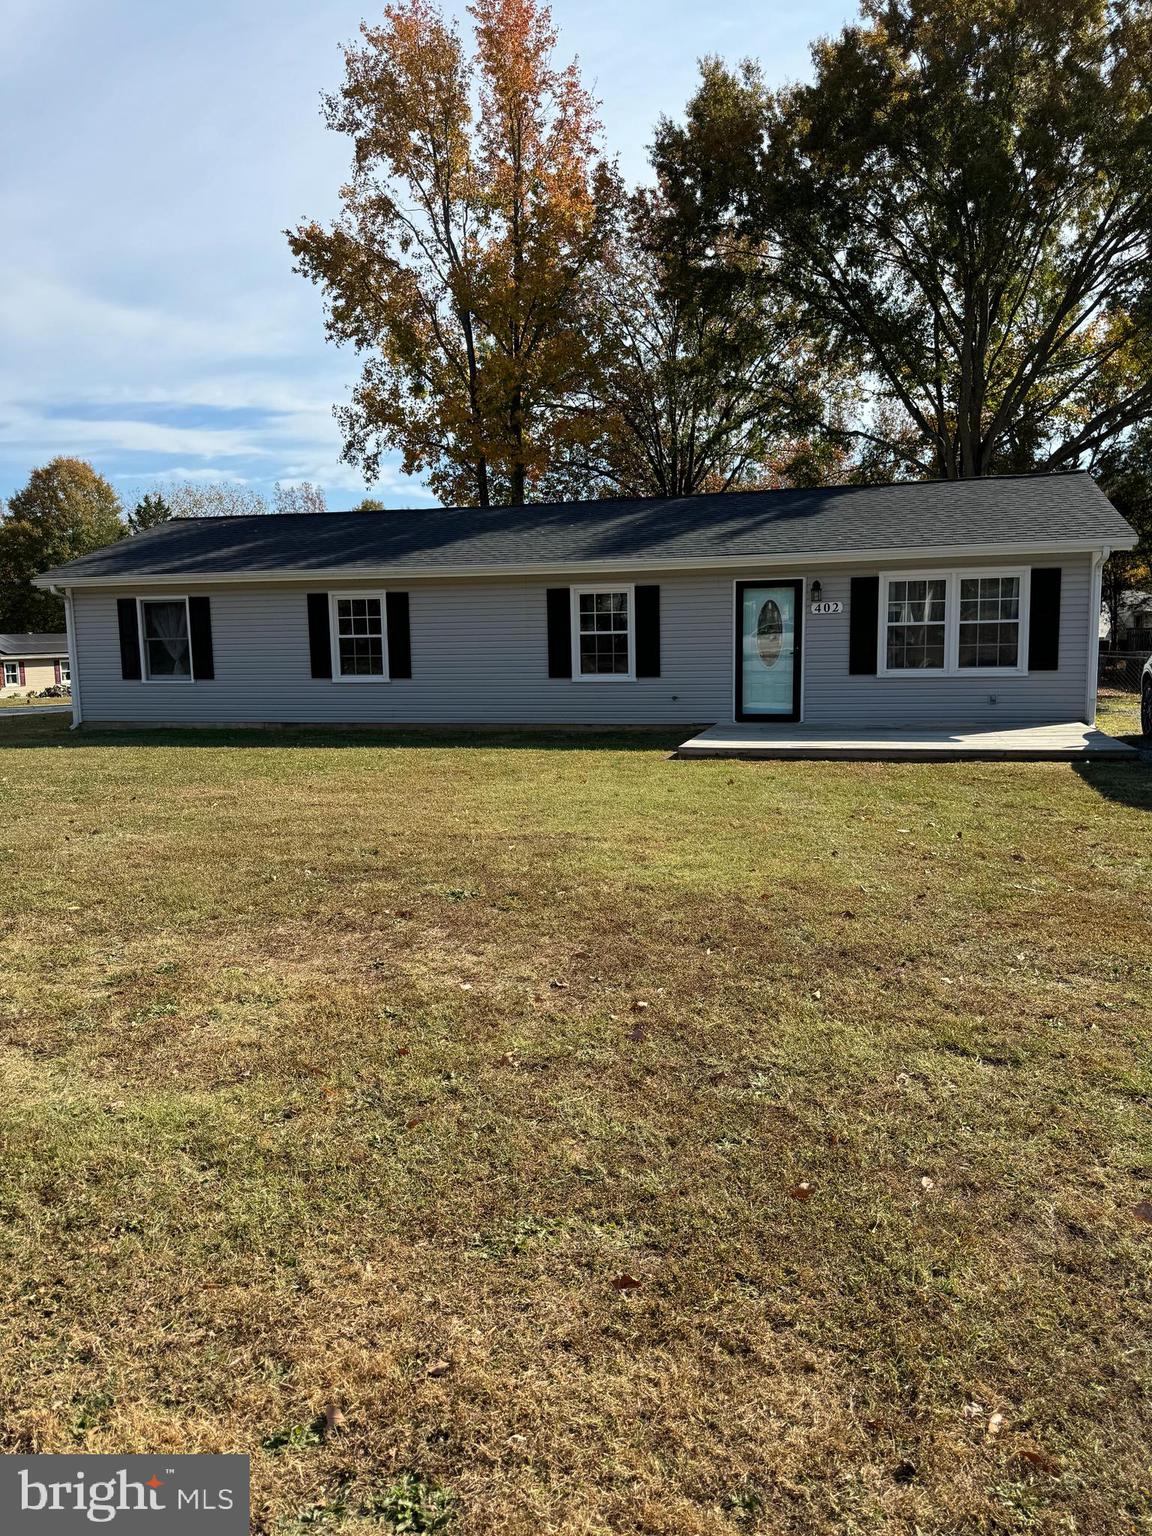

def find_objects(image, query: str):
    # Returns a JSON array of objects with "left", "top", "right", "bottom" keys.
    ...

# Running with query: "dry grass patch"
[{"left": 0, "top": 715, "right": 1149, "bottom": 1534}]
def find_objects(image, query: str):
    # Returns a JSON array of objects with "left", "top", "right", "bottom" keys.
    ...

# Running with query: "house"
[
  {"left": 0, "top": 634, "right": 71, "bottom": 697},
  {"left": 1102, "top": 590, "right": 1152, "bottom": 652},
  {"left": 32, "top": 473, "right": 1136, "bottom": 743}
]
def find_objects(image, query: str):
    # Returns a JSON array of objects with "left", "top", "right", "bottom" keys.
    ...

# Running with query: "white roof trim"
[{"left": 33, "top": 537, "right": 1129, "bottom": 590}]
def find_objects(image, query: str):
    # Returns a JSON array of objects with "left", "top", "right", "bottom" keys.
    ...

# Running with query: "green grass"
[
  {"left": 1098, "top": 689, "right": 1144, "bottom": 739},
  {"left": 0, "top": 693, "right": 70, "bottom": 708},
  {"left": 0, "top": 714, "right": 1150, "bottom": 1535}
]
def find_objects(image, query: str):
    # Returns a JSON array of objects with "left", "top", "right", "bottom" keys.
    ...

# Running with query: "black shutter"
[
  {"left": 188, "top": 596, "right": 214, "bottom": 680},
  {"left": 1027, "top": 567, "right": 1062, "bottom": 671},
  {"left": 116, "top": 598, "right": 142, "bottom": 680},
  {"left": 307, "top": 593, "right": 332, "bottom": 678},
  {"left": 849, "top": 576, "right": 880, "bottom": 674},
  {"left": 386, "top": 591, "right": 412, "bottom": 678},
  {"left": 546, "top": 588, "right": 572, "bottom": 678},
  {"left": 634, "top": 584, "right": 661, "bottom": 677}
]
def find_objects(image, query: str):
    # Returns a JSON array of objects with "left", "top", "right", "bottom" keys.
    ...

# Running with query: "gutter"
[
  {"left": 51, "top": 586, "right": 82, "bottom": 729},
  {"left": 30, "top": 536, "right": 1137, "bottom": 591},
  {"left": 1086, "top": 550, "right": 1108, "bottom": 726}
]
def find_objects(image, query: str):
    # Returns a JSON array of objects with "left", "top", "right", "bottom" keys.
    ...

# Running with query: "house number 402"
[{"left": 809, "top": 600, "right": 844, "bottom": 615}]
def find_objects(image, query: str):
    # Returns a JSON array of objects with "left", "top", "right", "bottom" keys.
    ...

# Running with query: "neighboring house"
[
  {"left": 0, "top": 634, "right": 71, "bottom": 697},
  {"left": 33, "top": 472, "right": 1135, "bottom": 732},
  {"left": 1101, "top": 590, "right": 1152, "bottom": 652}
]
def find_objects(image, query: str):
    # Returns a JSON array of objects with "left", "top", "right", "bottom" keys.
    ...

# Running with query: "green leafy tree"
[
  {"left": 355, "top": 497, "right": 388, "bottom": 510},
  {"left": 582, "top": 190, "right": 853, "bottom": 497},
  {"left": 0, "top": 458, "right": 125, "bottom": 630},
  {"left": 128, "top": 493, "right": 172, "bottom": 533},
  {"left": 653, "top": 0, "right": 1152, "bottom": 480}
]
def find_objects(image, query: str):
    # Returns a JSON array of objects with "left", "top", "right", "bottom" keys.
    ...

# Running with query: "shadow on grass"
[
  {"left": 1072, "top": 753, "right": 1152, "bottom": 811},
  {"left": 0, "top": 713, "right": 690, "bottom": 754}
]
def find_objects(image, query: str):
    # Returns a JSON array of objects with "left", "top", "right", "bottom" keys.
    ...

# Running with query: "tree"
[
  {"left": 1096, "top": 430, "right": 1152, "bottom": 643},
  {"left": 583, "top": 190, "right": 850, "bottom": 497},
  {"left": 355, "top": 497, "right": 388, "bottom": 510},
  {"left": 0, "top": 458, "right": 125, "bottom": 631},
  {"left": 128, "top": 493, "right": 172, "bottom": 533},
  {"left": 162, "top": 482, "right": 270, "bottom": 518},
  {"left": 288, "top": 0, "right": 621, "bottom": 506},
  {"left": 273, "top": 481, "right": 328, "bottom": 515},
  {"left": 653, "top": 0, "right": 1152, "bottom": 480}
]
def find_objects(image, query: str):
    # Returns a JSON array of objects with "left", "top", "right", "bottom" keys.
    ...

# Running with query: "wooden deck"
[{"left": 677, "top": 720, "right": 1141, "bottom": 762}]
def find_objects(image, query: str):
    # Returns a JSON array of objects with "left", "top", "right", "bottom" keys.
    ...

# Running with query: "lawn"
[
  {"left": 0, "top": 693, "right": 70, "bottom": 708},
  {"left": 0, "top": 714, "right": 1149, "bottom": 1536}
]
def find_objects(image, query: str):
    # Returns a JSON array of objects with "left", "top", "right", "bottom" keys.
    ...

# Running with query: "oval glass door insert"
[{"left": 756, "top": 600, "right": 783, "bottom": 667}]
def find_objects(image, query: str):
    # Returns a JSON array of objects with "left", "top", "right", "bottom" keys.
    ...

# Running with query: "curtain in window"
[{"left": 144, "top": 602, "right": 190, "bottom": 676}]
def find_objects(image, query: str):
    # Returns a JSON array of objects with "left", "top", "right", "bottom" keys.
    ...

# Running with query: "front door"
[{"left": 736, "top": 581, "right": 802, "bottom": 722}]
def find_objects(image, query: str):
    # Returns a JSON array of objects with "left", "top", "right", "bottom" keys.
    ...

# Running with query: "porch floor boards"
[{"left": 676, "top": 720, "right": 1140, "bottom": 762}]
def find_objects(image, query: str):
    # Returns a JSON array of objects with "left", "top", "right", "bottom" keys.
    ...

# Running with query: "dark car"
[{"left": 1143, "top": 655, "right": 1152, "bottom": 739}]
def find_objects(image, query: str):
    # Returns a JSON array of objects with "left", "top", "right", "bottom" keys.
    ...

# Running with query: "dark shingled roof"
[
  {"left": 35, "top": 473, "right": 1134, "bottom": 585},
  {"left": 0, "top": 633, "right": 68, "bottom": 657}
]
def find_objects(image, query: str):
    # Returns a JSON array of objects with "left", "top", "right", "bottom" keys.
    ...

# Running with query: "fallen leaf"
[
  {"left": 324, "top": 1403, "right": 346, "bottom": 1433},
  {"left": 920, "top": 1176, "right": 935, "bottom": 1191},
  {"left": 789, "top": 1182, "right": 812, "bottom": 1201},
  {"left": 459, "top": 982, "right": 473, "bottom": 991},
  {"left": 986, "top": 1411, "right": 1005, "bottom": 1437},
  {"left": 396, "top": 1046, "right": 410, "bottom": 1057},
  {"left": 1017, "top": 1447, "right": 1059, "bottom": 1475},
  {"left": 1134, "top": 1200, "right": 1152, "bottom": 1223},
  {"left": 549, "top": 979, "right": 569, "bottom": 991},
  {"left": 633, "top": 1000, "right": 650, "bottom": 1012},
  {"left": 426, "top": 1359, "right": 451, "bottom": 1378},
  {"left": 405, "top": 1116, "right": 425, "bottom": 1130},
  {"left": 610, "top": 1273, "right": 643, "bottom": 1291},
  {"left": 961, "top": 1401, "right": 984, "bottom": 1421},
  {"left": 629, "top": 1024, "right": 648, "bottom": 1043}
]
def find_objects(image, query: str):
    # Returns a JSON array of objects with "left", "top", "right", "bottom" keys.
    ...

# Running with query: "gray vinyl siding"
[{"left": 71, "top": 553, "right": 1095, "bottom": 728}]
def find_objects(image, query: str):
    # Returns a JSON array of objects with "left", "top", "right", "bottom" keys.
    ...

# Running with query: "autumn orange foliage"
[{"left": 288, "top": 0, "right": 620, "bottom": 506}]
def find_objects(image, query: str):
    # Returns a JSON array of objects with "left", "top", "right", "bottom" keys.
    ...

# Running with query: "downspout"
[
  {"left": 52, "top": 585, "right": 82, "bottom": 729},
  {"left": 1086, "top": 550, "right": 1107, "bottom": 727}
]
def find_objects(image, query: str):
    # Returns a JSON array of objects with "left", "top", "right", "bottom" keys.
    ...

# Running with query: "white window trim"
[
  {"left": 58, "top": 658, "right": 71, "bottom": 684},
  {"left": 2, "top": 661, "right": 19, "bottom": 687},
  {"left": 570, "top": 584, "right": 636, "bottom": 682},
  {"left": 877, "top": 567, "right": 1031, "bottom": 678},
  {"left": 329, "top": 590, "right": 391, "bottom": 683},
  {"left": 137, "top": 595, "right": 194, "bottom": 683}
]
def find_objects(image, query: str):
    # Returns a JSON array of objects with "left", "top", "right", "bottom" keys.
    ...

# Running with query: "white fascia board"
[{"left": 30, "top": 538, "right": 1130, "bottom": 591}]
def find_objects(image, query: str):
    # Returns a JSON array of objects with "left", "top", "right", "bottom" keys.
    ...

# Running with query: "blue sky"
[{"left": 0, "top": 0, "right": 855, "bottom": 511}]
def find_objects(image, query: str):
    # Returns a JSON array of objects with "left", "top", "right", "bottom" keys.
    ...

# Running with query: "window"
[
  {"left": 885, "top": 578, "right": 947, "bottom": 670},
  {"left": 879, "top": 569, "right": 1029, "bottom": 676},
  {"left": 332, "top": 593, "right": 388, "bottom": 680},
  {"left": 957, "top": 575, "right": 1020, "bottom": 669},
  {"left": 573, "top": 587, "right": 633, "bottom": 679},
  {"left": 59, "top": 658, "right": 71, "bottom": 686},
  {"left": 2, "top": 662, "right": 18, "bottom": 687},
  {"left": 139, "top": 599, "right": 191, "bottom": 679}
]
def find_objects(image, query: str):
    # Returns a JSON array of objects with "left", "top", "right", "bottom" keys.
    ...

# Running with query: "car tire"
[{"left": 1142, "top": 679, "right": 1152, "bottom": 740}]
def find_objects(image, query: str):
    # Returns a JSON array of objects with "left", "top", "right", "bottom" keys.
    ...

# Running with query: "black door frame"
[{"left": 734, "top": 579, "right": 804, "bottom": 723}]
